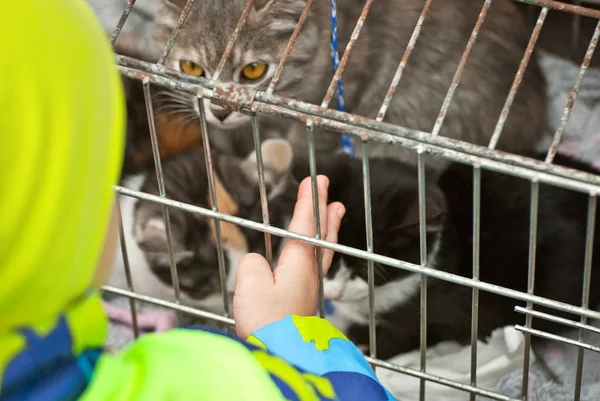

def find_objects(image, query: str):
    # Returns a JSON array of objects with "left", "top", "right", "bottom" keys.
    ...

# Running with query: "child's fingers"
[
  {"left": 277, "top": 175, "right": 329, "bottom": 268},
  {"left": 321, "top": 202, "right": 345, "bottom": 274}
]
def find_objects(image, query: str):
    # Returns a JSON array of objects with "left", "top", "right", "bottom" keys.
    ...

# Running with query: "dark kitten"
[
  {"left": 108, "top": 139, "right": 298, "bottom": 312},
  {"left": 293, "top": 153, "right": 600, "bottom": 359}
]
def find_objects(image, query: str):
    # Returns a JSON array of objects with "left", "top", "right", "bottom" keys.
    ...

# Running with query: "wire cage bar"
[
  {"left": 470, "top": 165, "right": 482, "bottom": 401},
  {"left": 361, "top": 140, "right": 377, "bottom": 361},
  {"left": 104, "top": 0, "right": 600, "bottom": 399},
  {"left": 196, "top": 92, "right": 232, "bottom": 317},
  {"left": 306, "top": 120, "right": 327, "bottom": 318},
  {"left": 142, "top": 78, "right": 183, "bottom": 310}
]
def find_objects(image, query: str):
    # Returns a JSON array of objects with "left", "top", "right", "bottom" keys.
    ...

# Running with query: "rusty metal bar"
[
  {"left": 515, "top": 0, "right": 600, "bottom": 19},
  {"left": 431, "top": 0, "right": 492, "bottom": 137},
  {"left": 115, "top": 63, "right": 600, "bottom": 193},
  {"left": 157, "top": 0, "right": 197, "bottom": 65},
  {"left": 321, "top": 0, "right": 376, "bottom": 108},
  {"left": 142, "top": 79, "right": 182, "bottom": 310},
  {"left": 255, "top": 101, "right": 600, "bottom": 194},
  {"left": 118, "top": 55, "right": 212, "bottom": 88},
  {"left": 109, "top": 0, "right": 137, "bottom": 45},
  {"left": 488, "top": 7, "right": 548, "bottom": 150},
  {"left": 376, "top": 0, "right": 434, "bottom": 122},
  {"left": 212, "top": 0, "right": 256, "bottom": 81},
  {"left": 545, "top": 20, "right": 600, "bottom": 164},
  {"left": 267, "top": 0, "right": 316, "bottom": 94}
]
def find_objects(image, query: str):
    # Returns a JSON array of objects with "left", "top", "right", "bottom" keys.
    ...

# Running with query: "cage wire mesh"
[{"left": 99, "top": 0, "right": 600, "bottom": 400}]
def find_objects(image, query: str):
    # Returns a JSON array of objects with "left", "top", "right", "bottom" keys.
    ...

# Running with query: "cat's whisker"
[
  {"left": 157, "top": 104, "right": 197, "bottom": 117},
  {"left": 154, "top": 91, "right": 195, "bottom": 108},
  {"left": 165, "top": 111, "right": 200, "bottom": 127},
  {"left": 154, "top": 90, "right": 191, "bottom": 100},
  {"left": 159, "top": 109, "right": 190, "bottom": 118},
  {"left": 158, "top": 99, "right": 192, "bottom": 108},
  {"left": 158, "top": 98, "right": 191, "bottom": 106},
  {"left": 179, "top": 114, "right": 200, "bottom": 126},
  {"left": 158, "top": 104, "right": 192, "bottom": 113}
]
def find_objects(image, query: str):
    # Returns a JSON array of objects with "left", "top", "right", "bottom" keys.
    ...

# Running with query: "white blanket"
[{"left": 378, "top": 326, "right": 534, "bottom": 400}]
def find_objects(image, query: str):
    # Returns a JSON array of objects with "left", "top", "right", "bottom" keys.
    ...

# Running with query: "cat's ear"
[
  {"left": 156, "top": 0, "right": 188, "bottom": 30},
  {"left": 394, "top": 187, "right": 447, "bottom": 234},
  {"left": 241, "top": 139, "right": 294, "bottom": 198}
]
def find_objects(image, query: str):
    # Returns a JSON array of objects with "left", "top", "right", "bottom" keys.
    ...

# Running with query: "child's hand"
[{"left": 233, "top": 175, "right": 345, "bottom": 339}]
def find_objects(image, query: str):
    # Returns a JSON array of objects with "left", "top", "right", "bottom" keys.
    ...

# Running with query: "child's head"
[{"left": 0, "top": 0, "right": 125, "bottom": 374}]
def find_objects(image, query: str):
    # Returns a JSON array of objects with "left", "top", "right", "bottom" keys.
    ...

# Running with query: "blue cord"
[{"left": 330, "top": 0, "right": 355, "bottom": 156}]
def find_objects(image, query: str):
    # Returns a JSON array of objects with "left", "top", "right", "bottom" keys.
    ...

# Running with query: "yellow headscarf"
[{"left": 0, "top": 0, "right": 125, "bottom": 386}]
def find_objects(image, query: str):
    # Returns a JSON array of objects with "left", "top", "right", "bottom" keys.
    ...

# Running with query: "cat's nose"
[{"left": 211, "top": 107, "right": 232, "bottom": 122}]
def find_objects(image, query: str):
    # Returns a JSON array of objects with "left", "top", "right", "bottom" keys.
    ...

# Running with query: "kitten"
[
  {"left": 293, "top": 153, "right": 600, "bottom": 359},
  {"left": 153, "top": 0, "right": 547, "bottom": 171},
  {"left": 107, "top": 139, "right": 298, "bottom": 313}
]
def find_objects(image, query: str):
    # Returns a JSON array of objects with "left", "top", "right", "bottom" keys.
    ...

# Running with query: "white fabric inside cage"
[{"left": 377, "top": 326, "right": 534, "bottom": 401}]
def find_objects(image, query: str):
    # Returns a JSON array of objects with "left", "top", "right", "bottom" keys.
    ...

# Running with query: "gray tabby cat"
[
  {"left": 153, "top": 0, "right": 547, "bottom": 170},
  {"left": 107, "top": 139, "right": 298, "bottom": 313}
]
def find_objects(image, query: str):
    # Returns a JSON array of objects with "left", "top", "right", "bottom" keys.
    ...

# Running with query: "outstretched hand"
[{"left": 233, "top": 175, "right": 345, "bottom": 339}]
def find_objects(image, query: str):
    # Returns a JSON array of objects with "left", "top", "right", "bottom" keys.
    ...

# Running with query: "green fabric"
[
  {"left": 80, "top": 330, "right": 286, "bottom": 401},
  {"left": 0, "top": 0, "right": 125, "bottom": 388}
]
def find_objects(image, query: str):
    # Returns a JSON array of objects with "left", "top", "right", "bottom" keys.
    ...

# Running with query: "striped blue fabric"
[{"left": 0, "top": 316, "right": 100, "bottom": 401}]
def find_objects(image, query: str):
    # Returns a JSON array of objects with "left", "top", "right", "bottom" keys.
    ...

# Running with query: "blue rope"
[{"left": 330, "top": 0, "right": 355, "bottom": 156}]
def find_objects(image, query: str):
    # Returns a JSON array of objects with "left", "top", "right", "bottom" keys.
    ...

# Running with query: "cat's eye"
[
  {"left": 180, "top": 60, "right": 204, "bottom": 77},
  {"left": 241, "top": 62, "right": 267, "bottom": 80}
]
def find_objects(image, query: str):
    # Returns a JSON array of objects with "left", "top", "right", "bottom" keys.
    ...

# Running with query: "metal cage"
[{"left": 102, "top": 1, "right": 600, "bottom": 400}]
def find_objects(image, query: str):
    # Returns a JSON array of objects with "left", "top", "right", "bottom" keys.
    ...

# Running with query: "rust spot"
[
  {"left": 524, "top": 0, "right": 600, "bottom": 20},
  {"left": 214, "top": 81, "right": 255, "bottom": 112},
  {"left": 207, "top": 176, "right": 248, "bottom": 252}
]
